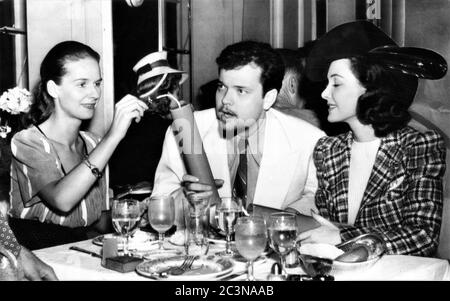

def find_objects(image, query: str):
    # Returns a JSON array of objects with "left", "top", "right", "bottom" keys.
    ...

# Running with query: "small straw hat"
[{"left": 133, "top": 51, "right": 188, "bottom": 86}]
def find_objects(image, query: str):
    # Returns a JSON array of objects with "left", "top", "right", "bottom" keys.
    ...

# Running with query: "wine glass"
[
  {"left": 111, "top": 198, "right": 141, "bottom": 256},
  {"left": 268, "top": 212, "right": 298, "bottom": 275},
  {"left": 234, "top": 215, "right": 268, "bottom": 281},
  {"left": 148, "top": 195, "right": 175, "bottom": 250},
  {"left": 183, "top": 193, "right": 211, "bottom": 256},
  {"left": 216, "top": 197, "right": 242, "bottom": 256}
]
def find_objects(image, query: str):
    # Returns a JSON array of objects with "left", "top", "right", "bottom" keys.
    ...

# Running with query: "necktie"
[{"left": 233, "top": 138, "right": 248, "bottom": 208}]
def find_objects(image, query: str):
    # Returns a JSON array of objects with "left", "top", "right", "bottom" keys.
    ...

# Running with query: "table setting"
[{"left": 32, "top": 194, "right": 450, "bottom": 281}]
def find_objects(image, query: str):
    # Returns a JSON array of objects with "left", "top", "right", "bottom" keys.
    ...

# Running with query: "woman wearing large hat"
[{"left": 297, "top": 21, "right": 447, "bottom": 256}]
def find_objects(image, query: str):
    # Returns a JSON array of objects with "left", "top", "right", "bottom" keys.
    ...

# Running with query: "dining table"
[{"left": 33, "top": 231, "right": 450, "bottom": 281}]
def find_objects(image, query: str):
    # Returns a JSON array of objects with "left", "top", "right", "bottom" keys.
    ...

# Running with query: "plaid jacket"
[{"left": 314, "top": 127, "right": 446, "bottom": 256}]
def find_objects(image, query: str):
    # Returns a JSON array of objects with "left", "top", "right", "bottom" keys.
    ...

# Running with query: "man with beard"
[{"left": 152, "top": 41, "right": 325, "bottom": 227}]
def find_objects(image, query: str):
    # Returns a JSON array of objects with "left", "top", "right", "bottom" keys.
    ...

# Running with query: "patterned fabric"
[
  {"left": 233, "top": 138, "right": 248, "bottom": 208},
  {"left": 9, "top": 126, "right": 109, "bottom": 228},
  {"left": 314, "top": 127, "right": 446, "bottom": 256},
  {"left": 0, "top": 213, "right": 21, "bottom": 257}
]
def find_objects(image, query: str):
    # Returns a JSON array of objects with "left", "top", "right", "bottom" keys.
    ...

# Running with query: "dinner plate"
[
  {"left": 141, "top": 249, "right": 183, "bottom": 260},
  {"left": 136, "top": 255, "right": 234, "bottom": 280},
  {"left": 92, "top": 230, "right": 156, "bottom": 249}
]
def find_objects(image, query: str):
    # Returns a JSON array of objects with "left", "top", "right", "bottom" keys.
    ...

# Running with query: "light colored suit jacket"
[{"left": 152, "top": 108, "right": 325, "bottom": 216}]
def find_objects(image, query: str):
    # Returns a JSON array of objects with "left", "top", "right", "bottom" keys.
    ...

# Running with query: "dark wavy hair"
[
  {"left": 216, "top": 40, "right": 284, "bottom": 95},
  {"left": 349, "top": 56, "right": 418, "bottom": 137},
  {"left": 22, "top": 41, "right": 100, "bottom": 127},
  {"left": 136, "top": 73, "right": 181, "bottom": 115}
]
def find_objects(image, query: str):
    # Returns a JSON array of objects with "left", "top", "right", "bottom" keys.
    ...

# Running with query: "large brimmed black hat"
[
  {"left": 306, "top": 20, "right": 396, "bottom": 81},
  {"left": 306, "top": 20, "right": 447, "bottom": 82}
]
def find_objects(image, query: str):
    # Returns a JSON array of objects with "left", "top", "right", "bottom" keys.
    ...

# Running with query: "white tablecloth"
[{"left": 34, "top": 238, "right": 450, "bottom": 281}]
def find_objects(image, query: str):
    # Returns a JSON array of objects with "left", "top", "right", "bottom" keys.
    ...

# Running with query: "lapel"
[
  {"left": 358, "top": 131, "right": 404, "bottom": 215},
  {"left": 325, "top": 132, "right": 353, "bottom": 222},
  {"left": 252, "top": 110, "right": 299, "bottom": 209},
  {"left": 200, "top": 118, "right": 232, "bottom": 198}
]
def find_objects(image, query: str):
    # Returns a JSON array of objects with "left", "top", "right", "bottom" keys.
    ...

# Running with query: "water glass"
[
  {"left": 148, "top": 195, "right": 175, "bottom": 250},
  {"left": 111, "top": 198, "right": 141, "bottom": 256},
  {"left": 216, "top": 197, "right": 242, "bottom": 256},
  {"left": 235, "top": 215, "right": 268, "bottom": 281},
  {"left": 268, "top": 212, "right": 298, "bottom": 275},
  {"left": 183, "top": 194, "right": 210, "bottom": 256}
]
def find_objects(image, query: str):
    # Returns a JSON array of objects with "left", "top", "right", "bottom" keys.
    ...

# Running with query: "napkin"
[{"left": 299, "top": 243, "right": 344, "bottom": 260}]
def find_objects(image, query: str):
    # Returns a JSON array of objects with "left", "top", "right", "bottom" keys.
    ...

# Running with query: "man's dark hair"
[{"left": 216, "top": 40, "right": 284, "bottom": 95}]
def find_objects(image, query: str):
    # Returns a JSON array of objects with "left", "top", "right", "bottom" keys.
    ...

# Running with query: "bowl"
[
  {"left": 332, "top": 255, "right": 381, "bottom": 273},
  {"left": 298, "top": 254, "right": 333, "bottom": 277}
]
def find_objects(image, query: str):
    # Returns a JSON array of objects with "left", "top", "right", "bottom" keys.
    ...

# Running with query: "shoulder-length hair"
[{"left": 349, "top": 56, "right": 418, "bottom": 137}]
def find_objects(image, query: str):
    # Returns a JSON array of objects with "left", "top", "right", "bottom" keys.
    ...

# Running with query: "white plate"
[
  {"left": 141, "top": 249, "right": 183, "bottom": 260},
  {"left": 92, "top": 230, "right": 156, "bottom": 250},
  {"left": 136, "top": 255, "right": 234, "bottom": 280}
]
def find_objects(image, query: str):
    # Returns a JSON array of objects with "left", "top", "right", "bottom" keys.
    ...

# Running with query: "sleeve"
[
  {"left": 151, "top": 126, "right": 189, "bottom": 228},
  {"left": 312, "top": 136, "right": 332, "bottom": 217},
  {"left": 286, "top": 132, "right": 326, "bottom": 215},
  {"left": 286, "top": 154, "right": 319, "bottom": 215},
  {"left": 338, "top": 131, "right": 446, "bottom": 256},
  {"left": 11, "top": 131, "right": 63, "bottom": 207},
  {"left": 152, "top": 126, "right": 187, "bottom": 196},
  {"left": 0, "top": 213, "right": 21, "bottom": 258}
]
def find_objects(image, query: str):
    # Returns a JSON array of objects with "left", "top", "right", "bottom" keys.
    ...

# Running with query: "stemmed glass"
[
  {"left": 234, "top": 215, "right": 268, "bottom": 281},
  {"left": 268, "top": 212, "right": 298, "bottom": 275},
  {"left": 148, "top": 195, "right": 175, "bottom": 250},
  {"left": 184, "top": 193, "right": 211, "bottom": 256},
  {"left": 111, "top": 198, "right": 141, "bottom": 256},
  {"left": 216, "top": 197, "right": 242, "bottom": 256}
]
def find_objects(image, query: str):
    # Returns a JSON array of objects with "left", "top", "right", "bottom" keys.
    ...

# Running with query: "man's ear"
[
  {"left": 46, "top": 80, "right": 59, "bottom": 99},
  {"left": 263, "top": 88, "right": 278, "bottom": 110},
  {"left": 288, "top": 75, "right": 298, "bottom": 95}
]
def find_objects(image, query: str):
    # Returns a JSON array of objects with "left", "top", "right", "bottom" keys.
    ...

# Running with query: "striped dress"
[{"left": 9, "top": 126, "right": 109, "bottom": 228}]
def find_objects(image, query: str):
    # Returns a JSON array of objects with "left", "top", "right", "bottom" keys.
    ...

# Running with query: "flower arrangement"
[{"left": 0, "top": 87, "right": 32, "bottom": 138}]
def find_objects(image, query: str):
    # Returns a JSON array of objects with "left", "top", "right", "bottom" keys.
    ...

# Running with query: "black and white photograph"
[{"left": 1, "top": 0, "right": 450, "bottom": 288}]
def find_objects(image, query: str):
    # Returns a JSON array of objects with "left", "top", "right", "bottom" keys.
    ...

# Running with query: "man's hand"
[
  {"left": 182, "top": 174, "right": 224, "bottom": 230},
  {"left": 18, "top": 247, "right": 58, "bottom": 281},
  {"left": 181, "top": 174, "right": 224, "bottom": 199},
  {"left": 296, "top": 211, "right": 341, "bottom": 245}
]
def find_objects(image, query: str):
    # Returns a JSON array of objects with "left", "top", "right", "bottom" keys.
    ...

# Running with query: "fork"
[
  {"left": 169, "top": 255, "right": 198, "bottom": 276},
  {"left": 156, "top": 256, "right": 193, "bottom": 278}
]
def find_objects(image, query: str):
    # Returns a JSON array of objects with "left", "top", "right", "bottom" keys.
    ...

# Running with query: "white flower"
[
  {"left": 0, "top": 87, "right": 32, "bottom": 115},
  {"left": 0, "top": 125, "right": 12, "bottom": 138}
]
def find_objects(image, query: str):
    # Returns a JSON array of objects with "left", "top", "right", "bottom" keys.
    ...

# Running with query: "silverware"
[
  {"left": 155, "top": 255, "right": 194, "bottom": 278},
  {"left": 218, "top": 271, "right": 247, "bottom": 281},
  {"left": 69, "top": 246, "right": 102, "bottom": 258},
  {"left": 169, "top": 255, "right": 198, "bottom": 276}
]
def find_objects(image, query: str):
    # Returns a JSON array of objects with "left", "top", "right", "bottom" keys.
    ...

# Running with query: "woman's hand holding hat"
[{"left": 108, "top": 94, "right": 149, "bottom": 141}]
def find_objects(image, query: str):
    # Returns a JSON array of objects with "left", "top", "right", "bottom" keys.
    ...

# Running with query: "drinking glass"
[
  {"left": 111, "top": 198, "right": 141, "bottom": 256},
  {"left": 184, "top": 193, "right": 211, "bottom": 256},
  {"left": 268, "top": 212, "right": 298, "bottom": 275},
  {"left": 216, "top": 197, "right": 242, "bottom": 256},
  {"left": 148, "top": 195, "right": 175, "bottom": 250},
  {"left": 235, "top": 215, "right": 268, "bottom": 281}
]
